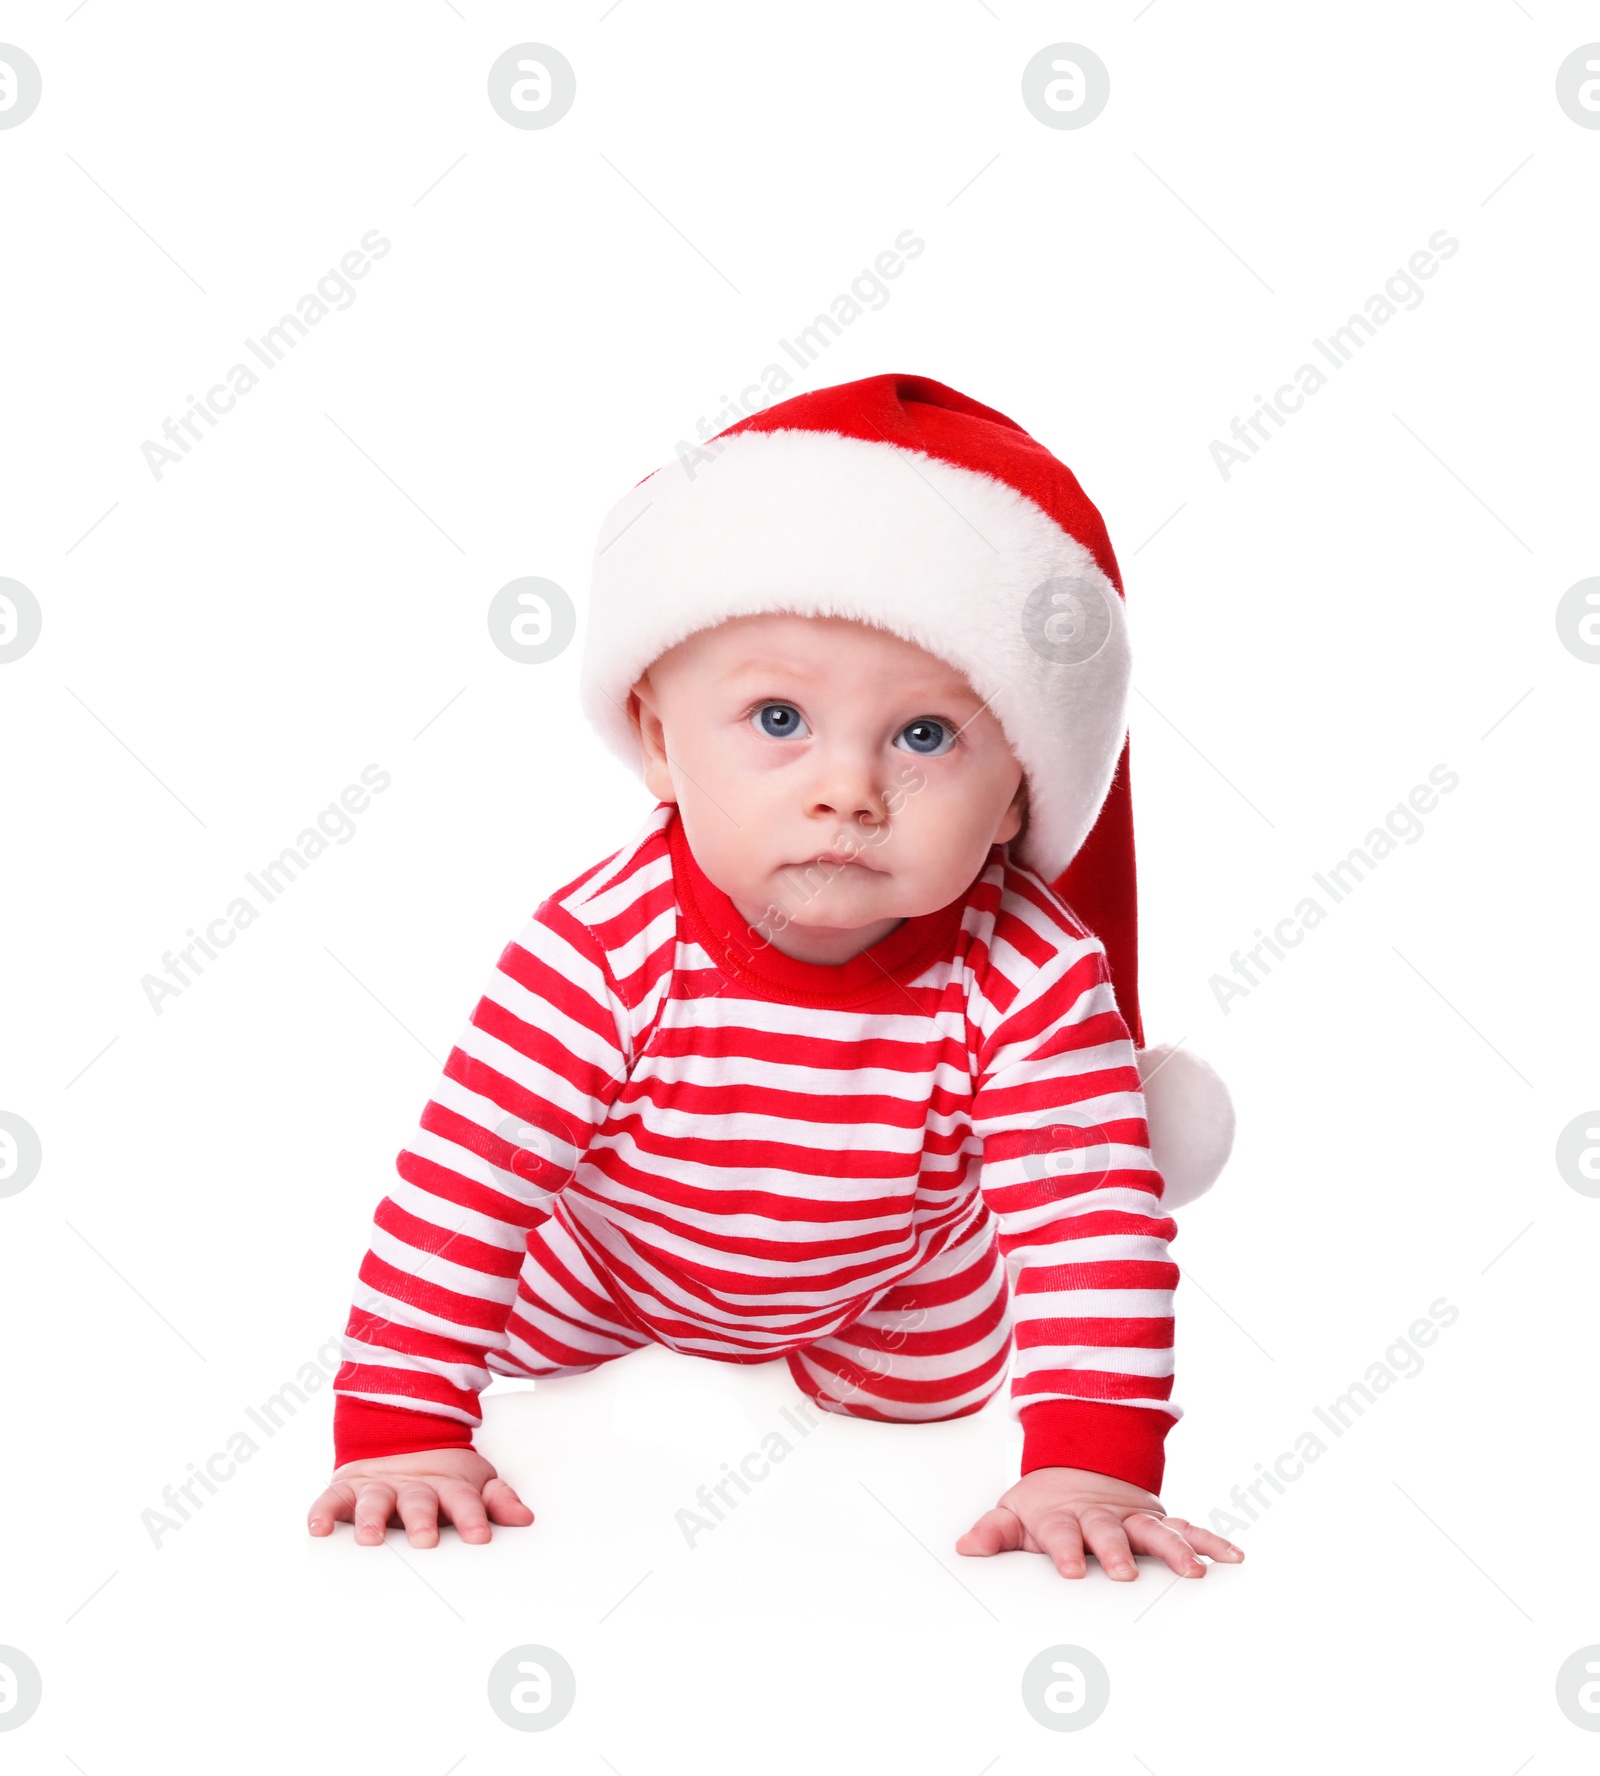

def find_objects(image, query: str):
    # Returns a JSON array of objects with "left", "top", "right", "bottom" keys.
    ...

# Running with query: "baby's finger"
[
  {"left": 395, "top": 1481, "right": 443, "bottom": 1548},
  {"left": 1078, "top": 1507, "right": 1138, "bottom": 1580},
  {"left": 1029, "top": 1509, "right": 1087, "bottom": 1579},
  {"left": 436, "top": 1479, "right": 493, "bottom": 1544},
  {"left": 1123, "top": 1511, "right": 1205, "bottom": 1577},
  {"left": 1162, "top": 1518, "right": 1245, "bottom": 1563},
  {"left": 353, "top": 1481, "right": 398, "bottom": 1546},
  {"left": 306, "top": 1481, "right": 355, "bottom": 1536},
  {"left": 954, "top": 1506, "right": 1024, "bottom": 1557},
  {"left": 482, "top": 1476, "right": 535, "bottom": 1527}
]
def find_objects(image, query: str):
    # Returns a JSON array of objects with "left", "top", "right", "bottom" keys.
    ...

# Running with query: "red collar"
[{"left": 667, "top": 805, "right": 973, "bottom": 1011}]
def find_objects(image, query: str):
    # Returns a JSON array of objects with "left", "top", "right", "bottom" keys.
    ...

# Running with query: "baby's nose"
[{"left": 805, "top": 755, "right": 890, "bottom": 828}]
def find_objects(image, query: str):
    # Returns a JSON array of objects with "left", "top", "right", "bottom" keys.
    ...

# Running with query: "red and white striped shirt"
[{"left": 333, "top": 802, "right": 1180, "bottom": 1490}]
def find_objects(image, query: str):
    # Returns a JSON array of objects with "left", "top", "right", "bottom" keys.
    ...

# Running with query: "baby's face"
[{"left": 630, "top": 612, "right": 1025, "bottom": 956}]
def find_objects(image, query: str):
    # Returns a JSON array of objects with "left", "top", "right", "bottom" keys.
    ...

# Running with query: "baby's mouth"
[{"left": 799, "top": 850, "right": 875, "bottom": 868}]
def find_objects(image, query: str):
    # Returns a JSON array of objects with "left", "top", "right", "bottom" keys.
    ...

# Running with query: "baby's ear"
[
  {"left": 999, "top": 774, "right": 1030, "bottom": 845},
  {"left": 629, "top": 677, "right": 677, "bottom": 802},
  {"left": 626, "top": 675, "right": 655, "bottom": 743}
]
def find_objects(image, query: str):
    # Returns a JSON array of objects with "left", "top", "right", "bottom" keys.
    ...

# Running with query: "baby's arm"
[
  {"left": 308, "top": 896, "right": 634, "bottom": 1546},
  {"left": 957, "top": 928, "right": 1241, "bottom": 1579}
]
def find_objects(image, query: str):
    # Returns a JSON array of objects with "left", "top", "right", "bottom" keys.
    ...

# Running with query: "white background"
[{"left": 2, "top": 2, "right": 1597, "bottom": 1769}]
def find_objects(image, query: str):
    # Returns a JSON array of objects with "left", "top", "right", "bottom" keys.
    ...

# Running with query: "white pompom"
[{"left": 1135, "top": 1042, "right": 1235, "bottom": 1211}]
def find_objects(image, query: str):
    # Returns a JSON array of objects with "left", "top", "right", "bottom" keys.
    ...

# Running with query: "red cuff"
[
  {"left": 333, "top": 1394, "right": 477, "bottom": 1470},
  {"left": 1018, "top": 1399, "right": 1175, "bottom": 1495}
]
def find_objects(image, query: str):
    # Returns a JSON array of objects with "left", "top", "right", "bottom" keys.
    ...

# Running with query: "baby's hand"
[
  {"left": 307, "top": 1447, "right": 534, "bottom": 1548},
  {"left": 956, "top": 1465, "right": 1243, "bottom": 1581}
]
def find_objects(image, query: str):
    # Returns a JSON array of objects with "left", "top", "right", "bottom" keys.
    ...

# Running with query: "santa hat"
[{"left": 578, "top": 372, "right": 1233, "bottom": 1208}]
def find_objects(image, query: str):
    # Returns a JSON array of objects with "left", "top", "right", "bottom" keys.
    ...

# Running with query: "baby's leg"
[
  {"left": 486, "top": 1211, "right": 653, "bottom": 1381},
  {"left": 785, "top": 1210, "right": 1013, "bottom": 1423}
]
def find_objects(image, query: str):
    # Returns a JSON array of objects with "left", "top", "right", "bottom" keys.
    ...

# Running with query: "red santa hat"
[{"left": 578, "top": 372, "right": 1233, "bottom": 1208}]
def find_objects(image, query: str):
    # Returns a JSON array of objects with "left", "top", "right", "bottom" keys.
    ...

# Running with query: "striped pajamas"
[
  {"left": 333, "top": 802, "right": 1180, "bottom": 1490},
  {"left": 483, "top": 1188, "right": 1014, "bottom": 1425}
]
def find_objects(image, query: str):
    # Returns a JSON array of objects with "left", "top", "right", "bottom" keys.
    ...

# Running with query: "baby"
[{"left": 307, "top": 373, "right": 1239, "bottom": 1582}]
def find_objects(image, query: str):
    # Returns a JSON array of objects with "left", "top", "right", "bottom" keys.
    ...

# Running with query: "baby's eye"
[
  {"left": 751, "top": 702, "right": 809, "bottom": 740},
  {"left": 895, "top": 717, "right": 956, "bottom": 757}
]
